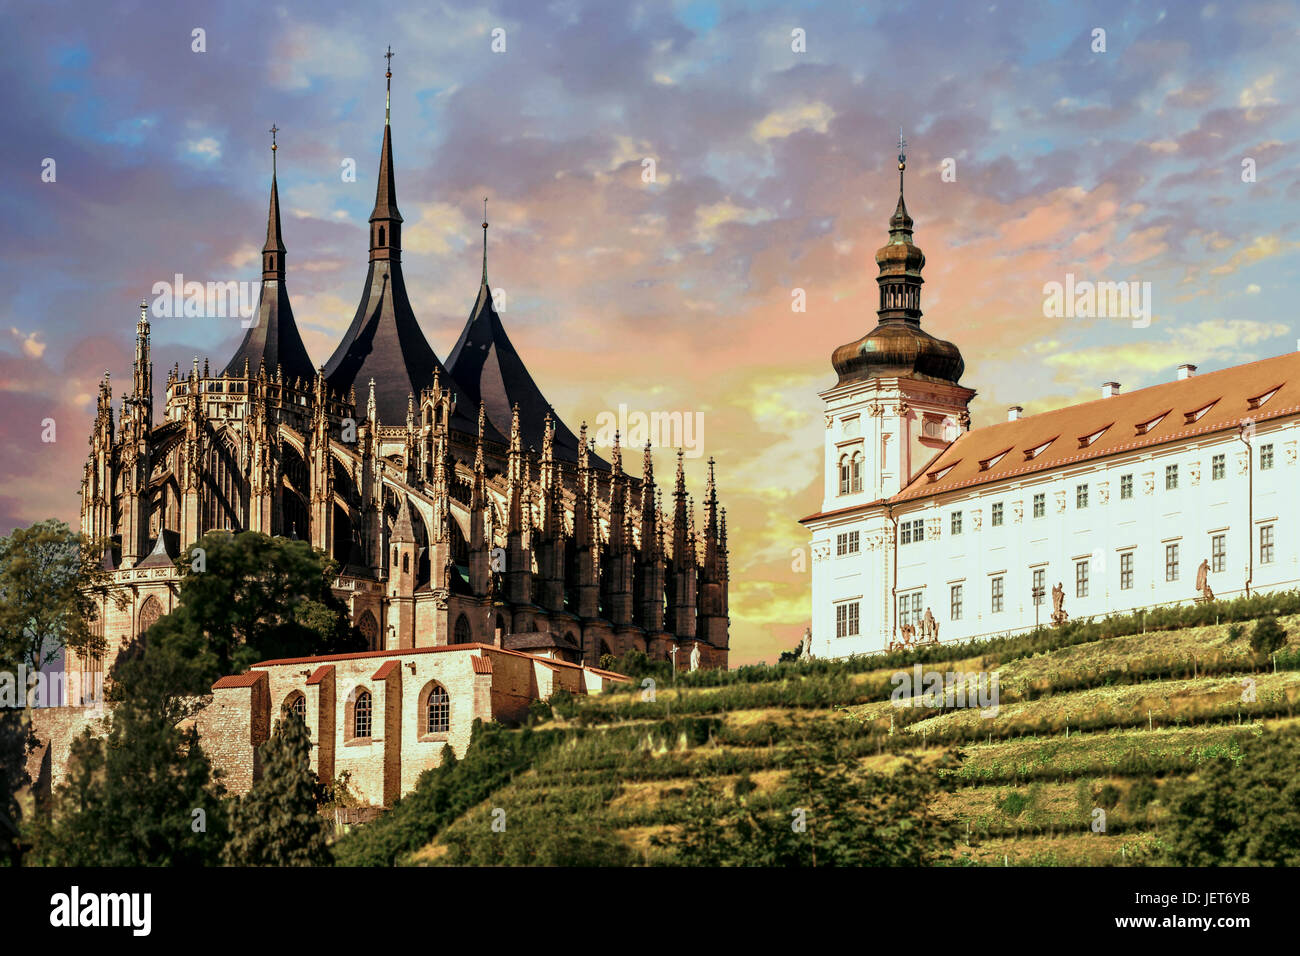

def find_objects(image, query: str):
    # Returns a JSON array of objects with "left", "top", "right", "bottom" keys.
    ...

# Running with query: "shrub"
[
  {"left": 1093, "top": 783, "right": 1121, "bottom": 809},
  {"left": 1250, "top": 617, "right": 1287, "bottom": 656}
]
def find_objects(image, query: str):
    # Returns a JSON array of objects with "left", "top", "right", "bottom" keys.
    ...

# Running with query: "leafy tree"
[
  {"left": 0, "top": 520, "right": 115, "bottom": 681},
  {"left": 1162, "top": 728, "right": 1300, "bottom": 865},
  {"left": 0, "top": 709, "right": 33, "bottom": 865},
  {"left": 1250, "top": 616, "right": 1287, "bottom": 656},
  {"left": 655, "top": 721, "right": 958, "bottom": 866},
  {"left": 146, "top": 531, "right": 363, "bottom": 694},
  {"left": 223, "top": 708, "right": 330, "bottom": 866},
  {"left": 30, "top": 656, "right": 229, "bottom": 866}
]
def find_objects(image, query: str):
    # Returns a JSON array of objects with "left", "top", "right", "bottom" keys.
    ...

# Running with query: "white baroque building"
[{"left": 802, "top": 151, "right": 1299, "bottom": 659}]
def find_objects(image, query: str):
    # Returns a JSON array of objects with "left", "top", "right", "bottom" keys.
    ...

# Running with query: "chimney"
[
  {"left": 1101, "top": 382, "right": 1121, "bottom": 398},
  {"left": 1007, "top": 405, "right": 1023, "bottom": 421},
  {"left": 1177, "top": 364, "right": 1197, "bottom": 380}
]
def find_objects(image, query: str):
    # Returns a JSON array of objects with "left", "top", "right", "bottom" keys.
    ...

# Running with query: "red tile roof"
[
  {"left": 212, "top": 672, "right": 266, "bottom": 690},
  {"left": 372, "top": 660, "right": 400, "bottom": 681},
  {"left": 306, "top": 665, "right": 334, "bottom": 686},
  {"left": 803, "top": 351, "right": 1299, "bottom": 522},
  {"left": 470, "top": 656, "right": 493, "bottom": 674}
]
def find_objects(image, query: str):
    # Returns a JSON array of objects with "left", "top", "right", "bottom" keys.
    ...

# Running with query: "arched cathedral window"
[
  {"left": 851, "top": 453, "right": 863, "bottom": 493},
  {"left": 204, "top": 433, "right": 243, "bottom": 532}
]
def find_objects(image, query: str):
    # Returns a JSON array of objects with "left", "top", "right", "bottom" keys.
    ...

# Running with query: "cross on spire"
[
  {"left": 897, "top": 127, "right": 907, "bottom": 197},
  {"left": 384, "top": 45, "right": 394, "bottom": 125},
  {"left": 269, "top": 123, "right": 279, "bottom": 174},
  {"left": 481, "top": 196, "right": 489, "bottom": 282}
]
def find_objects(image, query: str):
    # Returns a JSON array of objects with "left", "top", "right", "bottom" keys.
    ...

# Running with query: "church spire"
[
  {"left": 481, "top": 196, "right": 489, "bottom": 284},
  {"left": 370, "top": 45, "right": 402, "bottom": 263},
  {"left": 263, "top": 124, "right": 285, "bottom": 280},
  {"left": 875, "top": 128, "right": 925, "bottom": 325}
]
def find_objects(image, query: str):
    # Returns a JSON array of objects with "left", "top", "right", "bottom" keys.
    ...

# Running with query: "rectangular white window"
[
  {"left": 991, "top": 502, "right": 1004, "bottom": 527},
  {"left": 847, "top": 530, "right": 859, "bottom": 554},
  {"left": 1032, "top": 568, "right": 1045, "bottom": 605},
  {"left": 1033, "top": 493, "right": 1045, "bottom": 519},
  {"left": 991, "top": 576, "right": 1004, "bottom": 613},
  {"left": 1120, "top": 552, "right": 1133, "bottom": 590},
  {"left": 912, "top": 592, "right": 923, "bottom": 623},
  {"left": 951, "top": 511, "right": 963, "bottom": 535},
  {"left": 1166, "top": 543, "right": 1180, "bottom": 582},
  {"left": 1261, "top": 444, "right": 1274, "bottom": 471},
  {"left": 836, "top": 533, "right": 847, "bottom": 556},
  {"left": 1211, "top": 534, "right": 1225, "bottom": 573},
  {"left": 835, "top": 602, "right": 860, "bottom": 638},
  {"left": 1076, "top": 484, "right": 1089, "bottom": 509},
  {"left": 1076, "top": 559, "right": 1089, "bottom": 598},
  {"left": 1212, "top": 454, "right": 1225, "bottom": 481},
  {"left": 950, "top": 584, "right": 963, "bottom": 620},
  {"left": 898, "top": 594, "right": 910, "bottom": 627},
  {"left": 1260, "top": 525, "right": 1275, "bottom": 565},
  {"left": 1120, "top": 474, "right": 1134, "bottom": 499},
  {"left": 1166, "top": 464, "right": 1178, "bottom": 490}
]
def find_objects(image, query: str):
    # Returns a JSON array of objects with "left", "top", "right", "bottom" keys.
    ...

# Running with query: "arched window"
[
  {"left": 204, "top": 433, "right": 243, "bottom": 532},
  {"left": 424, "top": 683, "right": 450, "bottom": 734},
  {"left": 851, "top": 453, "right": 863, "bottom": 493},
  {"left": 284, "top": 691, "right": 307, "bottom": 722},
  {"left": 138, "top": 595, "right": 163, "bottom": 639},
  {"left": 402, "top": 553, "right": 409, "bottom": 573},
  {"left": 378, "top": 226, "right": 385, "bottom": 246},
  {"left": 352, "top": 690, "right": 372, "bottom": 739},
  {"left": 838, "top": 456, "right": 851, "bottom": 495},
  {"left": 453, "top": 614, "right": 472, "bottom": 644},
  {"left": 358, "top": 610, "right": 379, "bottom": 649}
]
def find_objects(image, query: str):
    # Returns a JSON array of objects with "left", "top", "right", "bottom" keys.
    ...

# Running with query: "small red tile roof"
[
  {"left": 372, "top": 660, "right": 400, "bottom": 681},
  {"left": 306, "top": 664, "right": 334, "bottom": 686},
  {"left": 470, "top": 656, "right": 493, "bottom": 674},
  {"left": 212, "top": 671, "right": 266, "bottom": 690}
]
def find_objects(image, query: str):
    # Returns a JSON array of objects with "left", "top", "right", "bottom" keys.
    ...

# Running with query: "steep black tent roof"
[
  {"left": 323, "top": 83, "right": 476, "bottom": 433},
  {"left": 447, "top": 276, "right": 608, "bottom": 470},
  {"left": 222, "top": 161, "right": 316, "bottom": 382}
]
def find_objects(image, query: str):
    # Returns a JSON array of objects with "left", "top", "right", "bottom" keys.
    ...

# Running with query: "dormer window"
[
  {"left": 978, "top": 447, "right": 1012, "bottom": 472},
  {"left": 1247, "top": 384, "right": 1282, "bottom": 410},
  {"left": 926, "top": 460, "right": 960, "bottom": 482},
  {"left": 1184, "top": 399, "right": 1219, "bottom": 424},
  {"left": 1023, "top": 436, "right": 1058, "bottom": 461},
  {"left": 1077, "top": 423, "right": 1112, "bottom": 448},
  {"left": 1135, "top": 411, "right": 1170, "bottom": 436}
]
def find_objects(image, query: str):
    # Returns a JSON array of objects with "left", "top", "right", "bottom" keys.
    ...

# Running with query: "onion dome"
[{"left": 831, "top": 134, "right": 964, "bottom": 386}]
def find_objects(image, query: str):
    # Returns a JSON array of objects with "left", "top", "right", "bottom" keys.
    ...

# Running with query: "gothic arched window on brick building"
[
  {"left": 348, "top": 689, "right": 372, "bottom": 740},
  {"left": 422, "top": 682, "right": 450, "bottom": 735},
  {"left": 137, "top": 595, "right": 163, "bottom": 639},
  {"left": 284, "top": 691, "right": 307, "bottom": 723},
  {"left": 453, "top": 613, "right": 472, "bottom": 645},
  {"left": 358, "top": 610, "right": 379, "bottom": 650}
]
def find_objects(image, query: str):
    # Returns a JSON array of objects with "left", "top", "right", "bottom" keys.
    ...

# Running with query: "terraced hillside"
[{"left": 332, "top": 596, "right": 1300, "bottom": 867}]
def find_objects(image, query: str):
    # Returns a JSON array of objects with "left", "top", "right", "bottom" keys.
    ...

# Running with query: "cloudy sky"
[{"left": 2, "top": 0, "right": 1297, "bottom": 663}]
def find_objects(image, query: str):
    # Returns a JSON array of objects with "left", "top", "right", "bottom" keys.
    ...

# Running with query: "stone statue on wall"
[
  {"left": 799, "top": 626, "right": 815, "bottom": 661},
  {"left": 1196, "top": 558, "right": 1214, "bottom": 603},
  {"left": 922, "top": 607, "right": 938, "bottom": 643},
  {"left": 689, "top": 642, "right": 701, "bottom": 672},
  {"left": 1050, "top": 581, "right": 1069, "bottom": 626}
]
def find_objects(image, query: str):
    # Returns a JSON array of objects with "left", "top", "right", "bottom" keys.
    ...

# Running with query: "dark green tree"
[
  {"left": 31, "top": 658, "right": 229, "bottom": 866},
  {"left": 1163, "top": 728, "right": 1300, "bottom": 865},
  {"left": 223, "top": 708, "right": 331, "bottom": 866},
  {"left": 0, "top": 709, "right": 33, "bottom": 865},
  {"left": 1250, "top": 616, "right": 1288, "bottom": 656},
  {"left": 145, "top": 531, "right": 363, "bottom": 694},
  {"left": 0, "top": 519, "right": 115, "bottom": 680},
  {"left": 656, "top": 721, "right": 958, "bottom": 866}
]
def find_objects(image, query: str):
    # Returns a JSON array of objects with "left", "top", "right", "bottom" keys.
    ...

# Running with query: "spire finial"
[
  {"left": 384, "top": 46, "right": 394, "bottom": 126},
  {"left": 481, "top": 196, "right": 489, "bottom": 283},
  {"left": 897, "top": 127, "right": 907, "bottom": 195},
  {"left": 270, "top": 123, "right": 279, "bottom": 176}
]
